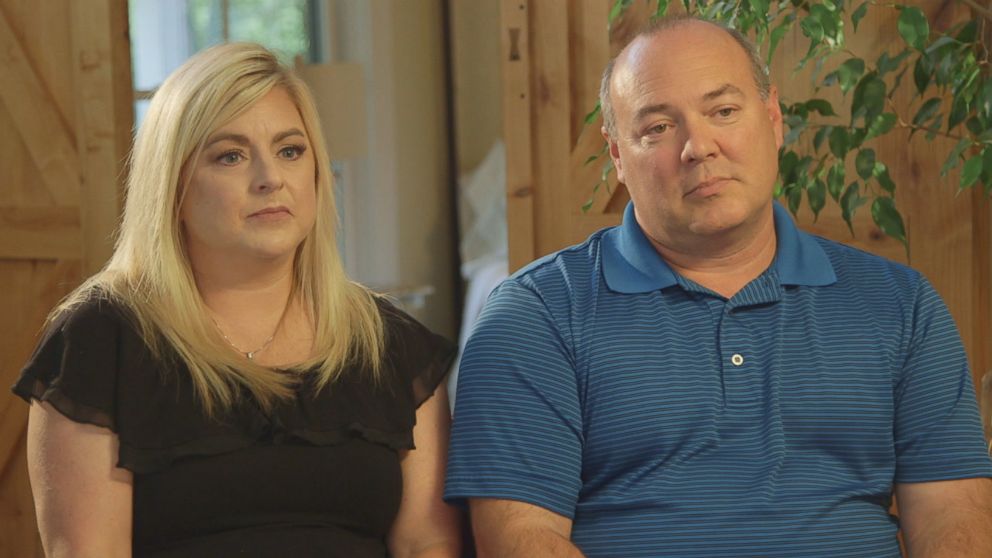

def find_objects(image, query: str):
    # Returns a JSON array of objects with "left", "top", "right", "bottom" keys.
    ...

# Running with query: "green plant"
[{"left": 585, "top": 0, "right": 992, "bottom": 251}]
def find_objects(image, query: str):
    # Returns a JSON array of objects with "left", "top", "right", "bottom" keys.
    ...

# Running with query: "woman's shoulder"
[{"left": 372, "top": 296, "right": 457, "bottom": 407}]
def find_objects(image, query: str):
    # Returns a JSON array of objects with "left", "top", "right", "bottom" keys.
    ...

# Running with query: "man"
[{"left": 444, "top": 15, "right": 992, "bottom": 558}]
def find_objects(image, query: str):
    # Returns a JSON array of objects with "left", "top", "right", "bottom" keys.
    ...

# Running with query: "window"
[{"left": 129, "top": 0, "right": 320, "bottom": 123}]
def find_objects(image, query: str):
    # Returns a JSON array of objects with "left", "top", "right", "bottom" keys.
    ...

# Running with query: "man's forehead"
[{"left": 613, "top": 25, "right": 753, "bottom": 103}]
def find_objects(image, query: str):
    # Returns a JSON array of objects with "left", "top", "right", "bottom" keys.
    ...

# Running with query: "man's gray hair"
[{"left": 599, "top": 15, "right": 771, "bottom": 138}]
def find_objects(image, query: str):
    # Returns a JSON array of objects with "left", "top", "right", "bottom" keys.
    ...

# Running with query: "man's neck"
[{"left": 650, "top": 211, "right": 778, "bottom": 299}]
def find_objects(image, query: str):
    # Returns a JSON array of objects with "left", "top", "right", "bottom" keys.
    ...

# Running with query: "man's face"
[{"left": 604, "top": 21, "right": 783, "bottom": 250}]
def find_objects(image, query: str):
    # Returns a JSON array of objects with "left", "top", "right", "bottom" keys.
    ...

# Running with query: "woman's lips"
[{"left": 248, "top": 206, "right": 291, "bottom": 219}]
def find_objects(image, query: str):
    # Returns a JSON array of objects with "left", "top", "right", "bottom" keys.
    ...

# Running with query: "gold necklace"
[{"left": 212, "top": 300, "right": 290, "bottom": 360}]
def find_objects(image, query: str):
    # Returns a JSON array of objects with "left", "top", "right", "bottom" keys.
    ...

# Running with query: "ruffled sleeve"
[
  {"left": 11, "top": 294, "right": 458, "bottom": 472},
  {"left": 379, "top": 298, "right": 458, "bottom": 409},
  {"left": 13, "top": 295, "right": 125, "bottom": 430}
]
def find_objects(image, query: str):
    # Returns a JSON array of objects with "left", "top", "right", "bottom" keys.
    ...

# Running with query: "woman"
[{"left": 13, "top": 42, "right": 461, "bottom": 557}]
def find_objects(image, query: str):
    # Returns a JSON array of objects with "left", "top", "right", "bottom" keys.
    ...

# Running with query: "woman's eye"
[
  {"left": 279, "top": 145, "right": 306, "bottom": 160},
  {"left": 217, "top": 151, "right": 244, "bottom": 165}
]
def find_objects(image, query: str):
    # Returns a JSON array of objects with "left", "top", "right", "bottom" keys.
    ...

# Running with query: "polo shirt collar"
[{"left": 602, "top": 201, "right": 836, "bottom": 294}]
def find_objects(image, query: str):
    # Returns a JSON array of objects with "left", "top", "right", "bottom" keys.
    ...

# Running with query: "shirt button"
[{"left": 731, "top": 354, "right": 744, "bottom": 366}]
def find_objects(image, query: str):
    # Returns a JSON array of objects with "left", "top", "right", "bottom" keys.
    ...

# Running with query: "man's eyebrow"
[
  {"left": 633, "top": 103, "right": 673, "bottom": 123},
  {"left": 204, "top": 128, "right": 306, "bottom": 147},
  {"left": 631, "top": 84, "right": 745, "bottom": 123},
  {"left": 702, "top": 83, "right": 744, "bottom": 102}
]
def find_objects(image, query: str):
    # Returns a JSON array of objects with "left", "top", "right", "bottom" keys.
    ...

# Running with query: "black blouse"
[{"left": 13, "top": 294, "right": 456, "bottom": 557}]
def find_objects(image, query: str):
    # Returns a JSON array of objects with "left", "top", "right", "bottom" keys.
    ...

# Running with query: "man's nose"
[{"left": 680, "top": 120, "right": 718, "bottom": 164}]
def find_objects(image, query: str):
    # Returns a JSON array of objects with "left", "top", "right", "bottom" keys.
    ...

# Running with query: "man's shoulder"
[
  {"left": 810, "top": 234, "right": 921, "bottom": 283},
  {"left": 507, "top": 227, "right": 613, "bottom": 285}
]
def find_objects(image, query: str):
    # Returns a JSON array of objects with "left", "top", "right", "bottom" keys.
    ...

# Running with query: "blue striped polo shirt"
[{"left": 445, "top": 201, "right": 992, "bottom": 557}]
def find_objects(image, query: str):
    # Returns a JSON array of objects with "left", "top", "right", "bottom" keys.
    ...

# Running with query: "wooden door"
[
  {"left": 500, "top": 0, "right": 991, "bottom": 421},
  {"left": 0, "top": 1, "right": 132, "bottom": 555}
]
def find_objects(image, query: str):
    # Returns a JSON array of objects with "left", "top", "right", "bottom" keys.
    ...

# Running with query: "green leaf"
[
  {"left": 608, "top": 0, "right": 633, "bottom": 25},
  {"left": 808, "top": 178, "right": 827, "bottom": 220},
  {"left": 584, "top": 101, "right": 601, "bottom": 125},
  {"left": 924, "top": 35, "right": 958, "bottom": 55},
  {"left": 783, "top": 115, "right": 807, "bottom": 146},
  {"left": 768, "top": 17, "right": 793, "bottom": 65},
  {"left": 779, "top": 150, "right": 800, "bottom": 183},
  {"left": 983, "top": 146, "right": 992, "bottom": 195},
  {"left": 805, "top": 99, "right": 836, "bottom": 116},
  {"left": 889, "top": 65, "right": 909, "bottom": 99},
  {"left": 877, "top": 49, "right": 911, "bottom": 77},
  {"left": 966, "top": 116, "right": 984, "bottom": 137},
  {"left": 865, "top": 113, "right": 896, "bottom": 140},
  {"left": 827, "top": 162, "right": 845, "bottom": 201},
  {"left": 961, "top": 155, "right": 983, "bottom": 190},
  {"left": 871, "top": 196, "right": 907, "bottom": 246},
  {"left": 980, "top": 78, "right": 992, "bottom": 120},
  {"left": 897, "top": 6, "right": 929, "bottom": 51},
  {"left": 829, "top": 127, "right": 849, "bottom": 159},
  {"left": 654, "top": 0, "right": 671, "bottom": 19},
  {"left": 788, "top": 182, "right": 802, "bottom": 214},
  {"left": 840, "top": 181, "right": 863, "bottom": 235},
  {"left": 814, "top": 125, "right": 832, "bottom": 152},
  {"left": 851, "top": 2, "right": 869, "bottom": 33},
  {"left": 822, "top": 70, "right": 839, "bottom": 88},
  {"left": 955, "top": 20, "right": 978, "bottom": 44},
  {"left": 851, "top": 74, "right": 886, "bottom": 126},
  {"left": 873, "top": 162, "right": 896, "bottom": 194},
  {"left": 837, "top": 58, "right": 866, "bottom": 94},
  {"left": 913, "top": 54, "right": 934, "bottom": 95},
  {"left": 941, "top": 138, "right": 972, "bottom": 177},
  {"left": 856, "top": 148, "right": 876, "bottom": 179},
  {"left": 912, "top": 97, "right": 942, "bottom": 127},
  {"left": 947, "top": 96, "right": 968, "bottom": 132},
  {"left": 809, "top": 4, "right": 839, "bottom": 42},
  {"left": 801, "top": 16, "right": 824, "bottom": 44}
]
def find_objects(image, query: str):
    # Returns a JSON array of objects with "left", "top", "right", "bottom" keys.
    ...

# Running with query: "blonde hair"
[{"left": 56, "top": 42, "right": 384, "bottom": 416}]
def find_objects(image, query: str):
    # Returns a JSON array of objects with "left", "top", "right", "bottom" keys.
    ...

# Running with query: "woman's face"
[{"left": 180, "top": 87, "right": 317, "bottom": 268}]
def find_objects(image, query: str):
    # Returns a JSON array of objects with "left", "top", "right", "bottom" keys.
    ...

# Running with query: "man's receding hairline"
[{"left": 601, "top": 16, "right": 770, "bottom": 137}]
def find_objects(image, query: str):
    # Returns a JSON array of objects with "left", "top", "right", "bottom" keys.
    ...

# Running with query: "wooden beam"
[
  {"left": 0, "top": 207, "right": 82, "bottom": 260},
  {"left": 70, "top": 0, "right": 126, "bottom": 276},
  {"left": 502, "top": 0, "right": 535, "bottom": 272},
  {"left": 0, "top": 6, "right": 81, "bottom": 206}
]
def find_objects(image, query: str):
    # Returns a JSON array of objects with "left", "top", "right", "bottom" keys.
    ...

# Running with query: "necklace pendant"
[{"left": 246, "top": 351, "right": 255, "bottom": 360}]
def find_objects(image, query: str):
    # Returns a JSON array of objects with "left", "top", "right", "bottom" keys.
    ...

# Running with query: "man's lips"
[{"left": 685, "top": 177, "right": 733, "bottom": 198}]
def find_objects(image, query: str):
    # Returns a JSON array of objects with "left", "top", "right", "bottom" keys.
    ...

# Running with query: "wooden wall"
[
  {"left": 0, "top": 1, "right": 132, "bottom": 555},
  {"left": 501, "top": 0, "right": 991, "bottom": 418}
]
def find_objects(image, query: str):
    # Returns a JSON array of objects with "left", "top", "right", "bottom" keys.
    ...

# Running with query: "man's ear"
[
  {"left": 602, "top": 127, "right": 625, "bottom": 184},
  {"left": 765, "top": 86, "right": 784, "bottom": 150}
]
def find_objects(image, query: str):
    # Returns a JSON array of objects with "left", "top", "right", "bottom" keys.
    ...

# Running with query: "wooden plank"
[
  {"left": 0, "top": 434, "right": 44, "bottom": 558},
  {"left": 70, "top": 0, "right": 127, "bottom": 276},
  {"left": 0, "top": 5, "right": 81, "bottom": 206},
  {"left": 530, "top": 1, "right": 570, "bottom": 260},
  {"left": 0, "top": 258, "right": 80, "bottom": 558},
  {"left": 0, "top": 207, "right": 82, "bottom": 260},
  {"left": 502, "top": 0, "right": 535, "bottom": 272},
  {"left": 568, "top": 0, "right": 614, "bottom": 217}
]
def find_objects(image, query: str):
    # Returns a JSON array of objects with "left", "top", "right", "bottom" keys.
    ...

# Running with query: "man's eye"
[
  {"left": 716, "top": 107, "right": 737, "bottom": 117},
  {"left": 648, "top": 124, "right": 669, "bottom": 134}
]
